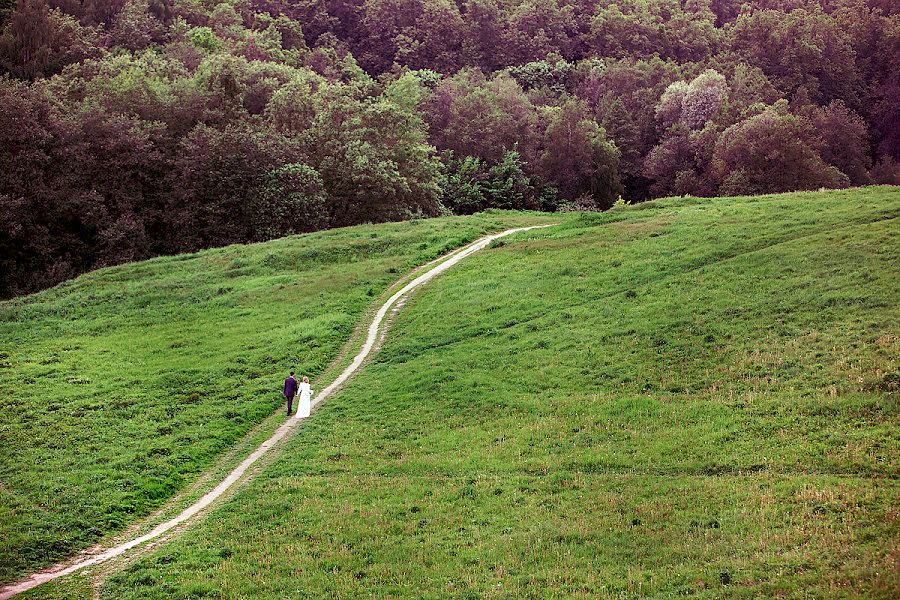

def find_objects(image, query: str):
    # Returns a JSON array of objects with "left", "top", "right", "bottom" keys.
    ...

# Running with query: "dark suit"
[{"left": 284, "top": 376, "right": 298, "bottom": 415}]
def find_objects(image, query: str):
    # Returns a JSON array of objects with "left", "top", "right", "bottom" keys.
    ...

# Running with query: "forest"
[{"left": 1, "top": 0, "right": 898, "bottom": 297}]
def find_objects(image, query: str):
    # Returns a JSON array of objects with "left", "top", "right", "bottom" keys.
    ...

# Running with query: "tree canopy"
[{"left": 2, "top": 0, "right": 899, "bottom": 296}]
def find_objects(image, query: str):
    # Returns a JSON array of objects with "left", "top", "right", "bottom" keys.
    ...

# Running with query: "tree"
[
  {"left": 247, "top": 0, "right": 339, "bottom": 47},
  {"left": 871, "top": 156, "right": 900, "bottom": 185},
  {"left": 725, "top": 8, "right": 861, "bottom": 107},
  {"left": 507, "top": 58, "right": 575, "bottom": 95},
  {"left": 484, "top": 150, "right": 539, "bottom": 210},
  {"left": 459, "top": 0, "right": 503, "bottom": 72},
  {"left": 712, "top": 102, "right": 848, "bottom": 196},
  {"left": 871, "top": 71, "right": 900, "bottom": 161},
  {"left": 80, "top": 0, "right": 129, "bottom": 26},
  {"left": 644, "top": 69, "right": 729, "bottom": 197},
  {"left": 267, "top": 69, "right": 326, "bottom": 138},
  {"left": 0, "top": 77, "right": 168, "bottom": 295},
  {"left": 590, "top": 0, "right": 718, "bottom": 63},
  {"left": 393, "top": 0, "right": 464, "bottom": 73},
  {"left": 442, "top": 154, "right": 488, "bottom": 214},
  {"left": 110, "top": 0, "right": 166, "bottom": 51},
  {"left": 644, "top": 126, "right": 695, "bottom": 197},
  {"left": 501, "top": 0, "right": 577, "bottom": 65},
  {"left": 0, "top": 78, "right": 54, "bottom": 296},
  {"left": 0, "top": 0, "right": 100, "bottom": 79},
  {"left": 441, "top": 150, "right": 540, "bottom": 214},
  {"left": 257, "top": 163, "right": 328, "bottom": 236},
  {"left": 1, "top": 0, "right": 17, "bottom": 24},
  {"left": 719, "top": 62, "right": 781, "bottom": 124},
  {"left": 680, "top": 69, "right": 728, "bottom": 130},
  {"left": 355, "top": 0, "right": 419, "bottom": 73},
  {"left": 168, "top": 122, "right": 305, "bottom": 249},
  {"left": 278, "top": 71, "right": 444, "bottom": 226},
  {"left": 805, "top": 100, "right": 872, "bottom": 186},
  {"left": 426, "top": 70, "right": 541, "bottom": 166},
  {"left": 538, "top": 99, "right": 622, "bottom": 208},
  {"left": 50, "top": 107, "right": 165, "bottom": 267},
  {"left": 575, "top": 57, "right": 683, "bottom": 199},
  {"left": 5, "top": 0, "right": 900, "bottom": 298},
  {"left": 655, "top": 80, "right": 689, "bottom": 130}
]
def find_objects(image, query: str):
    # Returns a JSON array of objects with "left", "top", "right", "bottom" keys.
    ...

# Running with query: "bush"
[{"left": 442, "top": 151, "right": 541, "bottom": 214}]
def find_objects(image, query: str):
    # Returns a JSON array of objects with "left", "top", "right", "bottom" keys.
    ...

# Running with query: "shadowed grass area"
[
  {"left": 0, "top": 211, "right": 560, "bottom": 584},
  {"left": 93, "top": 187, "right": 899, "bottom": 599}
]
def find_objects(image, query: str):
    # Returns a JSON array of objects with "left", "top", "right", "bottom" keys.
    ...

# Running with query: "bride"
[{"left": 296, "top": 376, "right": 312, "bottom": 418}]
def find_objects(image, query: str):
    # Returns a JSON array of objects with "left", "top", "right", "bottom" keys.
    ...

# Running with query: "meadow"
[
  {"left": 0, "top": 211, "right": 558, "bottom": 584},
  {"left": 66, "top": 187, "right": 900, "bottom": 598}
]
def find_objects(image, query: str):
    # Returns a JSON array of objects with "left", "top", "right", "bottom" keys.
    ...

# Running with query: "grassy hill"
[
  {"left": 0, "top": 212, "right": 558, "bottom": 584},
  {"left": 9, "top": 186, "right": 900, "bottom": 599}
]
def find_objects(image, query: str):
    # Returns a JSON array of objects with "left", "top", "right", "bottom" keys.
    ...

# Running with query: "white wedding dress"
[{"left": 296, "top": 381, "right": 312, "bottom": 418}]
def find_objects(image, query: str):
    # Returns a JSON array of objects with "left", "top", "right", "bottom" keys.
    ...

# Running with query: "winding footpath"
[{"left": 0, "top": 224, "right": 555, "bottom": 599}]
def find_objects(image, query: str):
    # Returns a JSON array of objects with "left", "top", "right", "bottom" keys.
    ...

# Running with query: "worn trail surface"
[{"left": 0, "top": 224, "right": 553, "bottom": 599}]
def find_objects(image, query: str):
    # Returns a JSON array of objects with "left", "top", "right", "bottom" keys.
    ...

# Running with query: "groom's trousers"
[{"left": 286, "top": 394, "right": 294, "bottom": 415}]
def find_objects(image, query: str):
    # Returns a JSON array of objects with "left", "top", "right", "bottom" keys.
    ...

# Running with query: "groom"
[{"left": 283, "top": 371, "right": 298, "bottom": 415}]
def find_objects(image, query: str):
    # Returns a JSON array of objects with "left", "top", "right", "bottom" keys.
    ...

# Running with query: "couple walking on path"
[{"left": 283, "top": 371, "right": 312, "bottom": 418}]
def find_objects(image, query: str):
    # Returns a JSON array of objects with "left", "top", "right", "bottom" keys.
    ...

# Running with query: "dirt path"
[{"left": 0, "top": 224, "right": 554, "bottom": 600}]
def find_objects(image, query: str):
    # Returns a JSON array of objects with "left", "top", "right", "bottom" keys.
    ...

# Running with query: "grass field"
[
  {"left": 7, "top": 187, "right": 900, "bottom": 599},
  {"left": 0, "top": 212, "right": 559, "bottom": 584},
  {"left": 91, "top": 187, "right": 899, "bottom": 599}
]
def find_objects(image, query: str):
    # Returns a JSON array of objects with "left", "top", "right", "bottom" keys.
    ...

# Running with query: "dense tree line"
[{"left": 1, "top": 0, "right": 898, "bottom": 297}]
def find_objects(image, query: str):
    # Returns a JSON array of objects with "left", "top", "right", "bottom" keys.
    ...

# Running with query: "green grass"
[
  {"left": 89, "top": 186, "right": 900, "bottom": 599},
  {"left": 0, "top": 211, "right": 559, "bottom": 584}
]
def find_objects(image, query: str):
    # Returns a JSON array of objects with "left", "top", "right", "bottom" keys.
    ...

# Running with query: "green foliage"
[
  {"left": 539, "top": 99, "right": 623, "bottom": 208},
  {"left": 485, "top": 150, "right": 533, "bottom": 209},
  {"left": 259, "top": 163, "right": 328, "bottom": 235},
  {"left": 185, "top": 25, "right": 221, "bottom": 53},
  {"left": 110, "top": 0, "right": 167, "bottom": 52},
  {"left": 409, "top": 68, "right": 441, "bottom": 89},
  {"left": 590, "top": 0, "right": 718, "bottom": 63},
  {"left": 426, "top": 69, "right": 541, "bottom": 166},
  {"left": 726, "top": 6, "right": 861, "bottom": 106},
  {"left": 713, "top": 102, "right": 849, "bottom": 196},
  {"left": 2, "top": 0, "right": 900, "bottom": 292},
  {"left": 442, "top": 151, "right": 541, "bottom": 214},
  {"left": 442, "top": 155, "right": 487, "bottom": 214},
  {"left": 0, "top": 0, "right": 101, "bottom": 79},
  {"left": 506, "top": 57, "right": 575, "bottom": 94}
]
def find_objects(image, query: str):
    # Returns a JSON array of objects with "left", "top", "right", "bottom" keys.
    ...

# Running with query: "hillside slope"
[
  {"left": 0, "top": 212, "right": 558, "bottom": 584},
  {"left": 79, "top": 187, "right": 900, "bottom": 599}
]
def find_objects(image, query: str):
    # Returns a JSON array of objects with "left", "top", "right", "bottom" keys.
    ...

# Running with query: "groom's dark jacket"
[{"left": 283, "top": 376, "right": 298, "bottom": 398}]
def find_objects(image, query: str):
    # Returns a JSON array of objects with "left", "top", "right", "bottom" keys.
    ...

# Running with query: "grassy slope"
[
  {"left": 90, "top": 187, "right": 900, "bottom": 599},
  {"left": 0, "top": 212, "right": 558, "bottom": 584}
]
